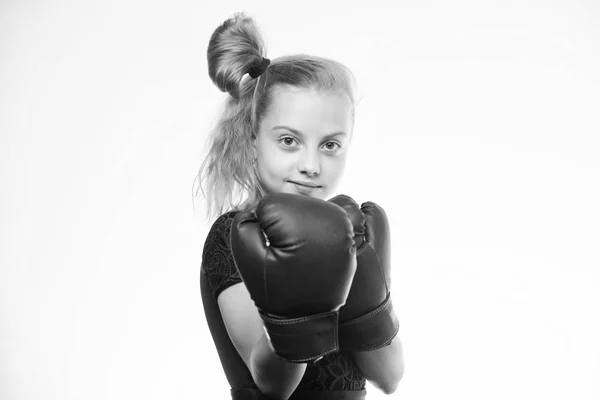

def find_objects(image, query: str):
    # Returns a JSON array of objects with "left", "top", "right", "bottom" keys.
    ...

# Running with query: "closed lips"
[{"left": 290, "top": 181, "right": 320, "bottom": 188}]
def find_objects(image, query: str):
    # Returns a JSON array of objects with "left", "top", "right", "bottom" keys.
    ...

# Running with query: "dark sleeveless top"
[{"left": 200, "top": 210, "right": 367, "bottom": 392}]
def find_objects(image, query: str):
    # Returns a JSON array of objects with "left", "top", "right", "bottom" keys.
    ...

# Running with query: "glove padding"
[
  {"left": 231, "top": 193, "right": 357, "bottom": 362},
  {"left": 329, "top": 195, "right": 400, "bottom": 352}
]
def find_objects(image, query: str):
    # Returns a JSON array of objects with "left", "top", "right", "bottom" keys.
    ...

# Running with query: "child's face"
[{"left": 253, "top": 86, "right": 353, "bottom": 200}]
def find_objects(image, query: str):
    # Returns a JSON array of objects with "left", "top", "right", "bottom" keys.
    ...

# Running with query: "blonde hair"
[{"left": 193, "top": 12, "right": 357, "bottom": 223}]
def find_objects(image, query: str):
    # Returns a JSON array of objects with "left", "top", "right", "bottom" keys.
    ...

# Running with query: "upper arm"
[
  {"left": 217, "top": 282, "right": 264, "bottom": 368},
  {"left": 352, "top": 334, "right": 404, "bottom": 395},
  {"left": 202, "top": 211, "right": 305, "bottom": 397},
  {"left": 202, "top": 212, "right": 264, "bottom": 369}
]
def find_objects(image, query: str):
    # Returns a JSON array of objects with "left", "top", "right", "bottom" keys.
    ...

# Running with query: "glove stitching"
[
  {"left": 263, "top": 310, "right": 337, "bottom": 325},
  {"left": 262, "top": 245, "right": 269, "bottom": 308},
  {"left": 362, "top": 202, "right": 391, "bottom": 294},
  {"left": 356, "top": 320, "right": 400, "bottom": 352},
  {"left": 279, "top": 346, "right": 339, "bottom": 363},
  {"left": 365, "top": 244, "right": 390, "bottom": 294},
  {"left": 263, "top": 312, "right": 340, "bottom": 363},
  {"left": 339, "top": 293, "right": 392, "bottom": 326},
  {"left": 339, "top": 297, "right": 400, "bottom": 351}
]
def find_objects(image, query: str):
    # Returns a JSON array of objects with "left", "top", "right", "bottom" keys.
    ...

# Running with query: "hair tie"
[{"left": 248, "top": 57, "right": 271, "bottom": 79}]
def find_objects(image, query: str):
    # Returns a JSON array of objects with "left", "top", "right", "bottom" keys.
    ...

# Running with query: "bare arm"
[
  {"left": 250, "top": 331, "right": 307, "bottom": 399},
  {"left": 218, "top": 282, "right": 306, "bottom": 399},
  {"left": 352, "top": 335, "right": 404, "bottom": 395}
]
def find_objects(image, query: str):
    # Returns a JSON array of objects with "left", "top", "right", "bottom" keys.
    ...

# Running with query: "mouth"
[{"left": 289, "top": 181, "right": 321, "bottom": 188}]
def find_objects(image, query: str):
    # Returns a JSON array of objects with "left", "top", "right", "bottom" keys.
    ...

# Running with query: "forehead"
[{"left": 263, "top": 86, "right": 352, "bottom": 129}]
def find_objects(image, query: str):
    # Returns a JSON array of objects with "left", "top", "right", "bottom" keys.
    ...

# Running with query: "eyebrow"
[{"left": 271, "top": 125, "right": 347, "bottom": 140}]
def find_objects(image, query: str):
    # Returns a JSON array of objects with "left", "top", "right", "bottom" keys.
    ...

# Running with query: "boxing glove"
[
  {"left": 230, "top": 193, "right": 357, "bottom": 363},
  {"left": 329, "top": 195, "right": 400, "bottom": 352}
]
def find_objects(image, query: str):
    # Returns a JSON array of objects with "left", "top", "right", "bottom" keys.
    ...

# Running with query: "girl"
[{"left": 195, "top": 12, "right": 403, "bottom": 400}]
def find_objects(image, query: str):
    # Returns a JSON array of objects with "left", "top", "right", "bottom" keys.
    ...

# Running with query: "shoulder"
[
  {"left": 204, "top": 210, "right": 240, "bottom": 246},
  {"left": 201, "top": 210, "right": 243, "bottom": 299},
  {"left": 210, "top": 210, "right": 241, "bottom": 234}
]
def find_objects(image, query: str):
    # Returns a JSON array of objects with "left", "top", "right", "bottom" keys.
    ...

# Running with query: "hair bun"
[{"left": 207, "top": 13, "right": 267, "bottom": 98}]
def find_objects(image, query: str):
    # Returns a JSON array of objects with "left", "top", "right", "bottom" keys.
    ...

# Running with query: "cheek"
[
  {"left": 258, "top": 151, "right": 291, "bottom": 179},
  {"left": 325, "top": 155, "right": 348, "bottom": 175},
  {"left": 263, "top": 152, "right": 285, "bottom": 170}
]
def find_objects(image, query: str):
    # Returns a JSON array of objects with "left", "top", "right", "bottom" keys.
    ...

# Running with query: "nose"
[{"left": 298, "top": 149, "right": 321, "bottom": 177}]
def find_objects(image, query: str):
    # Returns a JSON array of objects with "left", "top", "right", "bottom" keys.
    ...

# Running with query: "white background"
[{"left": 1, "top": 1, "right": 599, "bottom": 399}]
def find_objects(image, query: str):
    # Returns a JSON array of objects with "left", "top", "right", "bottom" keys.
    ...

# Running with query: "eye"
[
  {"left": 324, "top": 141, "right": 341, "bottom": 151},
  {"left": 279, "top": 136, "right": 298, "bottom": 147}
]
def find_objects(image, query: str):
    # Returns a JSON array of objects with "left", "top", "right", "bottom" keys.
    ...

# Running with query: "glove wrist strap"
[
  {"left": 260, "top": 310, "right": 339, "bottom": 363},
  {"left": 338, "top": 293, "right": 399, "bottom": 352}
]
